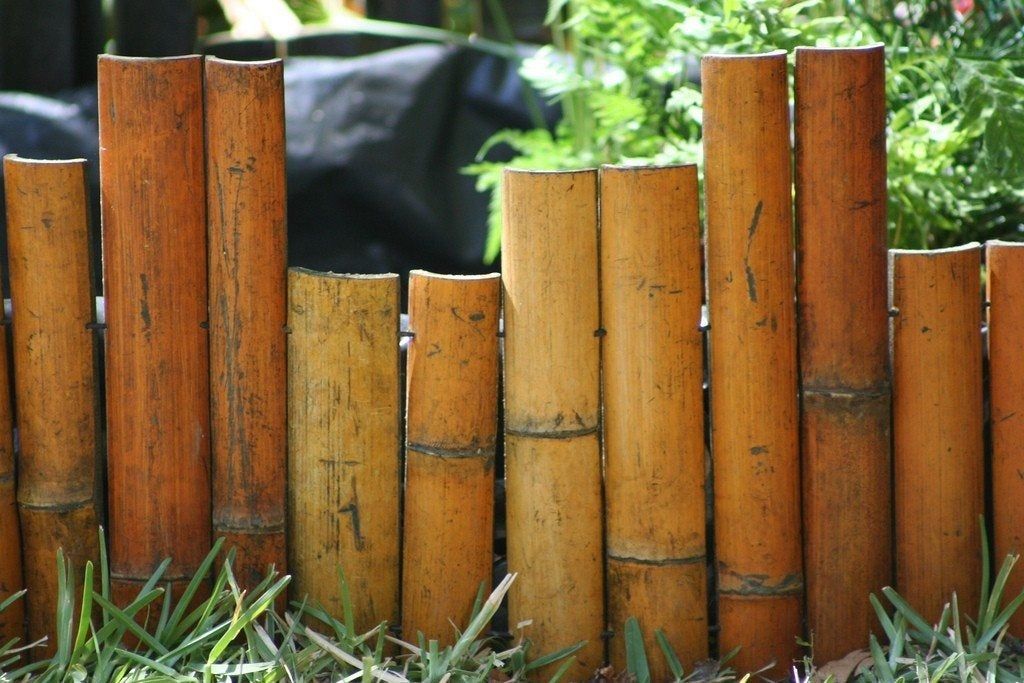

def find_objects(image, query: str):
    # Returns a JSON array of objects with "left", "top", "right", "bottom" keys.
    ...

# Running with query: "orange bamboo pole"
[
  {"left": 502, "top": 169, "right": 603, "bottom": 675},
  {"left": 3, "top": 156, "right": 101, "bottom": 655},
  {"left": 702, "top": 51, "right": 802, "bottom": 675},
  {"left": 401, "top": 271, "right": 500, "bottom": 643},
  {"left": 600, "top": 164, "right": 706, "bottom": 677},
  {"left": 205, "top": 57, "right": 287, "bottom": 589},
  {"left": 794, "top": 45, "right": 891, "bottom": 661},
  {"left": 988, "top": 241, "right": 1024, "bottom": 633},
  {"left": 287, "top": 269, "right": 401, "bottom": 630},
  {"left": 0, "top": 220, "right": 21, "bottom": 647},
  {"left": 98, "top": 55, "right": 211, "bottom": 602},
  {"left": 891, "top": 244, "right": 984, "bottom": 622}
]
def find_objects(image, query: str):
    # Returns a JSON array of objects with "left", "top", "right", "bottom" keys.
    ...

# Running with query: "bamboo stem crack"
[
  {"left": 406, "top": 442, "right": 495, "bottom": 458},
  {"left": 17, "top": 498, "right": 95, "bottom": 513},
  {"left": 505, "top": 425, "right": 599, "bottom": 439},
  {"left": 607, "top": 553, "right": 706, "bottom": 566}
]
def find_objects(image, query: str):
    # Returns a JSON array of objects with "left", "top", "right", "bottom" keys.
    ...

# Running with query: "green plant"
[
  {"left": 0, "top": 533, "right": 578, "bottom": 682},
  {"left": 467, "top": 0, "right": 1024, "bottom": 261}
]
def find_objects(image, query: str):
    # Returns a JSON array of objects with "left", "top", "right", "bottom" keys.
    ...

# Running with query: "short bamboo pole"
[
  {"left": 3, "top": 156, "right": 100, "bottom": 655},
  {"left": 986, "top": 242, "right": 1024, "bottom": 630},
  {"left": 891, "top": 244, "right": 984, "bottom": 622},
  {"left": 702, "top": 51, "right": 803, "bottom": 675},
  {"left": 0, "top": 261, "right": 21, "bottom": 648},
  {"left": 502, "top": 169, "right": 603, "bottom": 674},
  {"left": 794, "top": 45, "right": 891, "bottom": 661},
  {"left": 401, "top": 271, "right": 500, "bottom": 644},
  {"left": 600, "top": 164, "right": 707, "bottom": 676},
  {"left": 205, "top": 57, "right": 287, "bottom": 589},
  {"left": 287, "top": 269, "right": 401, "bottom": 630},
  {"left": 98, "top": 55, "right": 211, "bottom": 602}
]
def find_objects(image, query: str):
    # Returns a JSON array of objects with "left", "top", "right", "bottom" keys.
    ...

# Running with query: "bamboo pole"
[
  {"left": 98, "top": 55, "right": 211, "bottom": 603},
  {"left": 0, "top": 251, "right": 21, "bottom": 649},
  {"left": 794, "top": 45, "right": 891, "bottom": 661},
  {"left": 702, "top": 51, "right": 802, "bottom": 675},
  {"left": 891, "top": 244, "right": 984, "bottom": 622},
  {"left": 205, "top": 57, "right": 287, "bottom": 589},
  {"left": 502, "top": 168, "right": 603, "bottom": 675},
  {"left": 600, "top": 164, "right": 706, "bottom": 676},
  {"left": 287, "top": 269, "right": 401, "bottom": 631},
  {"left": 3, "top": 156, "right": 100, "bottom": 654},
  {"left": 401, "top": 271, "right": 500, "bottom": 644},
  {"left": 988, "top": 241, "right": 1024, "bottom": 633}
]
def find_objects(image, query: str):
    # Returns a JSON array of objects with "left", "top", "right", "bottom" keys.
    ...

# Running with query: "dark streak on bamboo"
[{"left": 504, "top": 425, "right": 599, "bottom": 439}]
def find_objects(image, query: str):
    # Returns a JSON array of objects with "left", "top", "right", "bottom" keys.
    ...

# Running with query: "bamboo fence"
[
  {"left": 988, "top": 241, "right": 1024, "bottom": 634},
  {"left": 794, "top": 45, "right": 891, "bottom": 662},
  {"left": 502, "top": 168, "right": 604, "bottom": 676},
  {"left": 891, "top": 244, "right": 985, "bottom": 622},
  {"left": 401, "top": 271, "right": 500, "bottom": 644},
  {"left": 205, "top": 57, "right": 288, "bottom": 590},
  {"left": 0, "top": 48, "right": 1019, "bottom": 682},
  {"left": 98, "top": 55, "right": 213, "bottom": 604},
  {"left": 702, "top": 50, "right": 802, "bottom": 676},
  {"left": 287, "top": 270, "right": 401, "bottom": 632},
  {"left": 600, "top": 164, "right": 707, "bottom": 679},
  {"left": 3, "top": 156, "right": 101, "bottom": 655}
]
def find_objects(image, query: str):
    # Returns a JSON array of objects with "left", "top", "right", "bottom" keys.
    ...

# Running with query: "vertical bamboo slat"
[
  {"left": 502, "top": 169, "right": 603, "bottom": 674},
  {"left": 794, "top": 45, "right": 891, "bottom": 661},
  {"left": 205, "top": 57, "right": 288, "bottom": 589},
  {"left": 891, "top": 245, "right": 983, "bottom": 622},
  {"left": 702, "top": 51, "right": 803, "bottom": 675},
  {"left": 402, "top": 271, "right": 500, "bottom": 643},
  {"left": 98, "top": 55, "right": 211, "bottom": 601},
  {"left": 288, "top": 269, "right": 401, "bottom": 631},
  {"left": 0, "top": 239, "right": 21, "bottom": 647},
  {"left": 988, "top": 241, "right": 1024, "bottom": 633},
  {"left": 600, "top": 165, "right": 707, "bottom": 676},
  {"left": 3, "top": 156, "right": 100, "bottom": 654}
]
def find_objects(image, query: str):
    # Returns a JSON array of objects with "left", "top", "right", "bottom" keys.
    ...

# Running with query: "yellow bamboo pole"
[
  {"left": 401, "top": 271, "right": 500, "bottom": 644},
  {"left": 702, "top": 51, "right": 802, "bottom": 676},
  {"left": 287, "top": 269, "right": 401, "bottom": 630},
  {"left": 988, "top": 241, "right": 1024, "bottom": 633},
  {"left": 502, "top": 168, "right": 603, "bottom": 675},
  {"left": 891, "top": 244, "right": 984, "bottom": 622},
  {"left": 794, "top": 45, "right": 891, "bottom": 661},
  {"left": 600, "top": 164, "right": 706, "bottom": 677},
  {"left": 205, "top": 57, "right": 288, "bottom": 589},
  {"left": 3, "top": 156, "right": 100, "bottom": 655},
  {"left": 98, "top": 55, "right": 211, "bottom": 604}
]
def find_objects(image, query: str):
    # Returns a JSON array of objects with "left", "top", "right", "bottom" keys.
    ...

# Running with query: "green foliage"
[
  {"left": 0, "top": 533, "right": 577, "bottom": 682},
  {"left": 467, "top": 0, "right": 1024, "bottom": 261}
]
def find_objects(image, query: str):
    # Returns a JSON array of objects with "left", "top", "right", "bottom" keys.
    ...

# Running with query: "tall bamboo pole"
[
  {"left": 287, "top": 269, "right": 401, "bottom": 630},
  {"left": 891, "top": 244, "right": 983, "bottom": 621},
  {"left": 3, "top": 156, "right": 100, "bottom": 655},
  {"left": 600, "top": 164, "right": 706, "bottom": 677},
  {"left": 98, "top": 55, "right": 211, "bottom": 602},
  {"left": 0, "top": 230, "right": 21, "bottom": 647},
  {"left": 502, "top": 168, "right": 603, "bottom": 674},
  {"left": 205, "top": 57, "right": 287, "bottom": 589},
  {"left": 702, "top": 51, "right": 802, "bottom": 675},
  {"left": 402, "top": 271, "right": 500, "bottom": 643},
  {"left": 794, "top": 45, "right": 891, "bottom": 661},
  {"left": 988, "top": 241, "right": 1024, "bottom": 633}
]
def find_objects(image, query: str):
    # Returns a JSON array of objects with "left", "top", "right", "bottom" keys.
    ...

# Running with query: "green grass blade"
[
  {"left": 91, "top": 591, "right": 171, "bottom": 656},
  {"left": 654, "top": 629, "right": 685, "bottom": 681},
  {"left": 624, "top": 618, "right": 650, "bottom": 683},
  {"left": 71, "top": 560, "right": 96, "bottom": 663}
]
